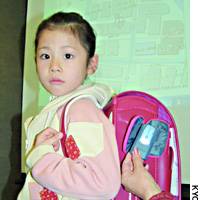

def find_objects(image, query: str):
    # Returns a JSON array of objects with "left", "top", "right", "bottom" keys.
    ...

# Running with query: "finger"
[
  {"left": 122, "top": 153, "right": 133, "bottom": 173},
  {"left": 144, "top": 163, "right": 149, "bottom": 170},
  {"left": 132, "top": 148, "right": 144, "bottom": 169},
  {"left": 43, "top": 127, "right": 59, "bottom": 137},
  {"left": 124, "top": 152, "right": 132, "bottom": 163},
  {"left": 45, "top": 132, "right": 63, "bottom": 145},
  {"left": 53, "top": 141, "right": 60, "bottom": 152},
  {"left": 37, "top": 128, "right": 58, "bottom": 141}
]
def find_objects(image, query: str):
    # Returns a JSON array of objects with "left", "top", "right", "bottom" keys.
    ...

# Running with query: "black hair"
[{"left": 35, "top": 12, "right": 96, "bottom": 59}]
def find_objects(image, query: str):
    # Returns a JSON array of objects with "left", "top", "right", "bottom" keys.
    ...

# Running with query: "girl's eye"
[
  {"left": 64, "top": 53, "right": 73, "bottom": 59},
  {"left": 40, "top": 54, "right": 50, "bottom": 60}
]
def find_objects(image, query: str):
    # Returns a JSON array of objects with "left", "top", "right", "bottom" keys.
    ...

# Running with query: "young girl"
[{"left": 18, "top": 12, "right": 121, "bottom": 200}]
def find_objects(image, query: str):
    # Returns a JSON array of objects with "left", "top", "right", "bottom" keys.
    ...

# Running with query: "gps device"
[{"left": 124, "top": 117, "right": 169, "bottom": 160}]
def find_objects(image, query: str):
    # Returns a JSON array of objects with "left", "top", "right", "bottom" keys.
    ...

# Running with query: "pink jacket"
[{"left": 18, "top": 83, "right": 121, "bottom": 200}]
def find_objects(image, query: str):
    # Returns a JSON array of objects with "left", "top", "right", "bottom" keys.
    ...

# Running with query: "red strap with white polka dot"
[
  {"left": 65, "top": 135, "right": 81, "bottom": 160},
  {"left": 40, "top": 188, "right": 58, "bottom": 200}
]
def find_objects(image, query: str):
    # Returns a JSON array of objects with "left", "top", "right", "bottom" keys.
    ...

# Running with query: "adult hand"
[
  {"left": 121, "top": 149, "right": 161, "bottom": 200},
  {"left": 34, "top": 127, "right": 63, "bottom": 151}
]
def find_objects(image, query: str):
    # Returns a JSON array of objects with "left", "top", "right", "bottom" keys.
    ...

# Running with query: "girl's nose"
[{"left": 50, "top": 59, "right": 62, "bottom": 72}]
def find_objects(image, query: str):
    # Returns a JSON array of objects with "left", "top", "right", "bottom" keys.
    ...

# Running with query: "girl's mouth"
[{"left": 49, "top": 78, "right": 65, "bottom": 85}]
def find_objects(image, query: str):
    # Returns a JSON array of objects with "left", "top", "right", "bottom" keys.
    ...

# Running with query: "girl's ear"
[{"left": 87, "top": 54, "right": 98, "bottom": 75}]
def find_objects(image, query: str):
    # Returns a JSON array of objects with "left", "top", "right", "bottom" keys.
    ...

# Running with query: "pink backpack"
[{"left": 103, "top": 91, "right": 181, "bottom": 200}]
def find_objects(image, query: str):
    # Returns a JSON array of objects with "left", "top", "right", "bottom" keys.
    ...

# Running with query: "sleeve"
[
  {"left": 27, "top": 98, "right": 121, "bottom": 199},
  {"left": 149, "top": 191, "right": 175, "bottom": 200},
  {"left": 24, "top": 116, "right": 34, "bottom": 153}
]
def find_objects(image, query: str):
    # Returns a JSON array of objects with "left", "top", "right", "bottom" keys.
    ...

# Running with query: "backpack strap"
[
  {"left": 60, "top": 103, "right": 68, "bottom": 157},
  {"left": 60, "top": 94, "right": 100, "bottom": 157}
]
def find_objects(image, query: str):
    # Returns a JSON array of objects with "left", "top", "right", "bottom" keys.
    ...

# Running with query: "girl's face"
[{"left": 36, "top": 29, "right": 97, "bottom": 96}]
